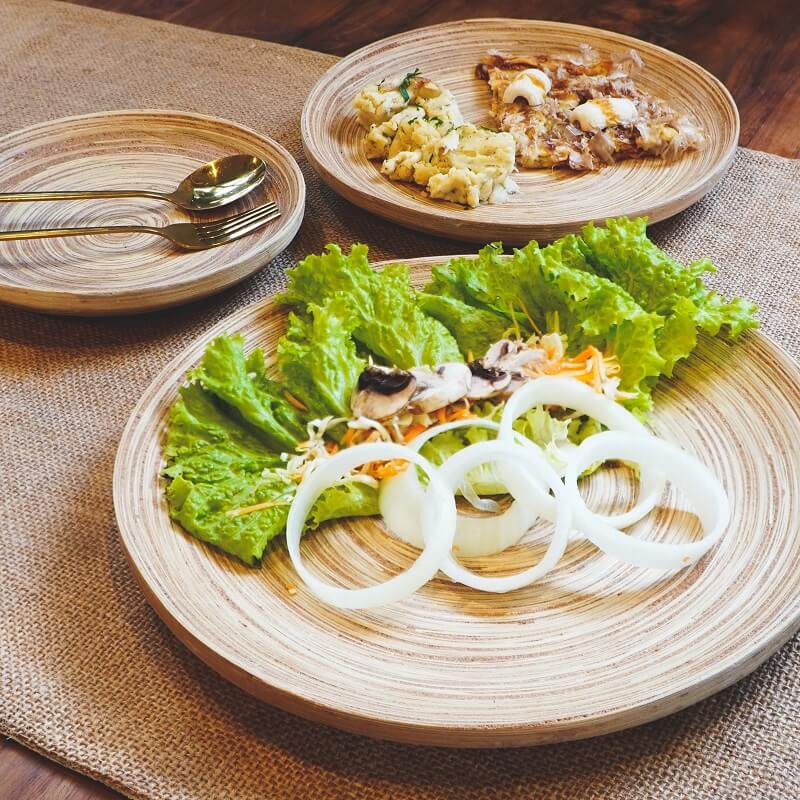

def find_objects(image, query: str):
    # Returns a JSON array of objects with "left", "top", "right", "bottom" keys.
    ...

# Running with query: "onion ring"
[
  {"left": 436, "top": 440, "right": 572, "bottom": 592},
  {"left": 564, "top": 431, "right": 730, "bottom": 569},
  {"left": 499, "top": 377, "right": 665, "bottom": 529},
  {"left": 285, "top": 442, "right": 456, "bottom": 609},
  {"left": 379, "top": 419, "right": 549, "bottom": 557}
]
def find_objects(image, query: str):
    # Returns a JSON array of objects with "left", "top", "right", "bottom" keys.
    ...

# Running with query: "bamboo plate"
[
  {"left": 302, "top": 19, "right": 738, "bottom": 244},
  {"left": 114, "top": 258, "right": 800, "bottom": 747},
  {"left": 0, "top": 110, "right": 305, "bottom": 315}
]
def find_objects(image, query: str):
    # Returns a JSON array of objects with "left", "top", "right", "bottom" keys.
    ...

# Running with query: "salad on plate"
[{"left": 162, "top": 216, "right": 757, "bottom": 608}]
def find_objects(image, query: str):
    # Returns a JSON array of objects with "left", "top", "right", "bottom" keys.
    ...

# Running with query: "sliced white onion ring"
[
  {"left": 285, "top": 442, "right": 456, "bottom": 609},
  {"left": 564, "top": 431, "right": 730, "bottom": 569},
  {"left": 436, "top": 440, "right": 572, "bottom": 592},
  {"left": 499, "top": 377, "right": 665, "bottom": 529},
  {"left": 379, "top": 419, "right": 549, "bottom": 557}
]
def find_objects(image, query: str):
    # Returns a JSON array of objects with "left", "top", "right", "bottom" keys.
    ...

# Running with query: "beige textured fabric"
[{"left": 1, "top": 2, "right": 799, "bottom": 798}]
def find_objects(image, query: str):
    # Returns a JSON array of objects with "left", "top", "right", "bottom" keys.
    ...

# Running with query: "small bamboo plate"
[
  {"left": 0, "top": 110, "right": 305, "bottom": 315},
  {"left": 302, "top": 19, "right": 738, "bottom": 244},
  {"left": 113, "top": 257, "right": 800, "bottom": 747}
]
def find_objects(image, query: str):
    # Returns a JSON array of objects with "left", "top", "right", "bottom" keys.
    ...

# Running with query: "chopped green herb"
[{"left": 398, "top": 68, "right": 421, "bottom": 102}]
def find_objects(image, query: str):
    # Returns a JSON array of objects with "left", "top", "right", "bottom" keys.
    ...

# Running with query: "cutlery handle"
[
  {"left": 0, "top": 190, "right": 169, "bottom": 203},
  {"left": 0, "top": 224, "right": 160, "bottom": 241}
]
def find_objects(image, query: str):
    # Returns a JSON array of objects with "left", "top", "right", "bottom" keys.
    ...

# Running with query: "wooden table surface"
[{"left": 3, "top": 1, "right": 797, "bottom": 798}]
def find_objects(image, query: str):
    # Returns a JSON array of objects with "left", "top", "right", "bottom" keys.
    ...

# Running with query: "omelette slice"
[{"left": 476, "top": 47, "right": 705, "bottom": 171}]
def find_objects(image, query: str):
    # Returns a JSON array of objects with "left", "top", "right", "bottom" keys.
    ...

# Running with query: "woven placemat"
[{"left": 1, "top": 2, "right": 799, "bottom": 798}]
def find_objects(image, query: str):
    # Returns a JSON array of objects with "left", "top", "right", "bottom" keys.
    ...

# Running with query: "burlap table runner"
[{"left": 2, "top": 2, "right": 798, "bottom": 797}]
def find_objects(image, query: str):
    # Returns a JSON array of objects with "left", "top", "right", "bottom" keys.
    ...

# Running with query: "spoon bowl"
[{"left": 169, "top": 154, "right": 268, "bottom": 210}]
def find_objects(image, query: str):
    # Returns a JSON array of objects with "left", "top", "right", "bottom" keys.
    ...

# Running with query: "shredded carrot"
[
  {"left": 435, "top": 407, "right": 447, "bottom": 425},
  {"left": 284, "top": 391, "right": 308, "bottom": 411},
  {"left": 447, "top": 406, "right": 473, "bottom": 421},
  {"left": 568, "top": 346, "right": 596, "bottom": 364},
  {"left": 370, "top": 458, "right": 409, "bottom": 480},
  {"left": 365, "top": 430, "right": 381, "bottom": 443},
  {"left": 403, "top": 423, "right": 427, "bottom": 442},
  {"left": 342, "top": 427, "right": 356, "bottom": 448},
  {"left": 325, "top": 441, "right": 339, "bottom": 455}
]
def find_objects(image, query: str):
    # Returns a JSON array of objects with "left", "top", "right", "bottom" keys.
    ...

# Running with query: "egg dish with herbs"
[{"left": 352, "top": 46, "right": 704, "bottom": 208}]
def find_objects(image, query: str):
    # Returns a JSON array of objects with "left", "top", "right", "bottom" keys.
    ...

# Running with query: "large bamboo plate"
[
  {"left": 302, "top": 19, "right": 738, "bottom": 244},
  {"left": 0, "top": 110, "right": 305, "bottom": 315},
  {"left": 114, "top": 258, "right": 800, "bottom": 747}
]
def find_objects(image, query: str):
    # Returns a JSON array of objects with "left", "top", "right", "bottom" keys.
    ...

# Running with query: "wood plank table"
[{"left": 2, "top": 1, "right": 797, "bottom": 797}]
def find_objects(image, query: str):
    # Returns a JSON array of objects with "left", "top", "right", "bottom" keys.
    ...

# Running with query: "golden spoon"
[{"left": 0, "top": 154, "right": 267, "bottom": 211}]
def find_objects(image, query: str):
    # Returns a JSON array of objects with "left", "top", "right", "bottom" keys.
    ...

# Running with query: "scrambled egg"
[{"left": 353, "top": 73, "right": 516, "bottom": 208}]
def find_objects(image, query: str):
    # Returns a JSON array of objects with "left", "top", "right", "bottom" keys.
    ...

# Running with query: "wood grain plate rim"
[
  {"left": 0, "top": 109, "right": 306, "bottom": 315},
  {"left": 301, "top": 18, "right": 739, "bottom": 244},
  {"left": 113, "top": 257, "right": 800, "bottom": 747}
]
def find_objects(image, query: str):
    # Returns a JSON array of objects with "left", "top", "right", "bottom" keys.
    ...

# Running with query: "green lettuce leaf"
[
  {"left": 516, "top": 237, "right": 666, "bottom": 405},
  {"left": 163, "top": 384, "right": 378, "bottom": 565},
  {"left": 582, "top": 217, "right": 758, "bottom": 373},
  {"left": 427, "top": 244, "right": 533, "bottom": 334},
  {"left": 188, "top": 334, "right": 306, "bottom": 452},
  {"left": 417, "top": 291, "right": 510, "bottom": 358},
  {"left": 164, "top": 335, "right": 378, "bottom": 564},
  {"left": 308, "top": 481, "right": 379, "bottom": 528},
  {"left": 425, "top": 238, "right": 666, "bottom": 411},
  {"left": 166, "top": 467, "right": 378, "bottom": 566},
  {"left": 167, "top": 470, "right": 295, "bottom": 565},
  {"left": 277, "top": 295, "right": 365, "bottom": 418},
  {"left": 163, "top": 383, "right": 282, "bottom": 485},
  {"left": 279, "top": 243, "right": 462, "bottom": 368}
]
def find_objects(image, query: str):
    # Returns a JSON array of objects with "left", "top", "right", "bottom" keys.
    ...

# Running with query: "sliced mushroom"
[
  {"left": 467, "top": 360, "right": 512, "bottom": 400},
  {"left": 407, "top": 362, "right": 471, "bottom": 413},
  {"left": 483, "top": 339, "right": 546, "bottom": 374},
  {"left": 351, "top": 365, "right": 417, "bottom": 420},
  {"left": 501, "top": 375, "right": 529, "bottom": 397}
]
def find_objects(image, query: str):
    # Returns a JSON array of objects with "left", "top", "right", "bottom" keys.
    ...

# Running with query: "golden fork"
[{"left": 0, "top": 201, "right": 280, "bottom": 251}]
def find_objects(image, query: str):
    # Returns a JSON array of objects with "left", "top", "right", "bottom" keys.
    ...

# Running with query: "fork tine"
[
  {"left": 195, "top": 201, "right": 278, "bottom": 235},
  {"left": 199, "top": 205, "right": 281, "bottom": 241},
  {"left": 200, "top": 209, "right": 282, "bottom": 245}
]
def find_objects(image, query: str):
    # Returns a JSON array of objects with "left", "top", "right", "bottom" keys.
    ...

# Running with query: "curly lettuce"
[
  {"left": 582, "top": 217, "right": 758, "bottom": 374},
  {"left": 426, "top": 243, "right": 533, "bottom": 334},
  {"left": 188, "top": 334, "right": 306, "bottom": 452},
  {"left": 279, "top": 243, "right": 462, "bottom": 368},
  {"left": 277, "top": 295, "right": 365, "bottom": 419},
  {"left": 166, "top": 465, "right": 377, "bottom": 566},
  {"left": 424, "top": 238, "right": 665, "bottom": 411},
  {"left": 516, "top": 237, "right": 666, "bottom": 408},
  {"left": 164, "top": 330, "right": 377, "bottom": 564},
  {"left": 417, "top": 291, "right": 510, "bottom": 357}
]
